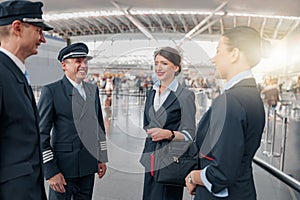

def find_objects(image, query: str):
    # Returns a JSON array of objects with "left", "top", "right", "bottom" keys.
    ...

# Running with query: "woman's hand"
[
  {"left": 185, "top": 170, "right": 204, "bottom": 195},
  {"left": 147, "top": 128, "right": 170, "bottom": 141}
]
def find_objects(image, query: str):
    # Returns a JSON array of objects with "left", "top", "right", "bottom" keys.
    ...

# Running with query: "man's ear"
[
  {"left": 61, "top": 61, "right": 67, "bottom": 71},
  {"left": 11, "top": 20, "right": 23, "bottom": 37},
  {"left": 231, "top": 48, "right": 239, "bottom": 63}
]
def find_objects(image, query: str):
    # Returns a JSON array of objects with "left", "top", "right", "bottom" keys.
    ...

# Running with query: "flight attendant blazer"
[
  {"left": 140, "top": 83, "right": 196, "bottom": 170},
  {"left": 195, "top": 78, "right": 265, "bottom": 200}
]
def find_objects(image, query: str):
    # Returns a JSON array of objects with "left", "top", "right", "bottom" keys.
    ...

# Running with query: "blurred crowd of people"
[
  {"left": 259, "top": 75, "right": 300, "bottom": 120},
  {"left": 85, "top": 73, "right": 223, "bottom": 106}
]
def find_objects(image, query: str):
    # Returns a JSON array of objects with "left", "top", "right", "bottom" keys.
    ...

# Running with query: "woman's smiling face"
[{"left": 154, "top": 54, "right": 179, "bottom": 83}]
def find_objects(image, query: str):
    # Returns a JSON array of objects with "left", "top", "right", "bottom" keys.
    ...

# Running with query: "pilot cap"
[
  {"left": 58, "top": 42, "right": 93, "bottom": 62},
  {"left": 0, "top": 0, "right": 53, "bottom": 31}
]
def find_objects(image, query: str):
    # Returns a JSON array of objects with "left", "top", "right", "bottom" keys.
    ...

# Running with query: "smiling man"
[{"left": 38, "top": 42, "right": 108, "bottom": 200}]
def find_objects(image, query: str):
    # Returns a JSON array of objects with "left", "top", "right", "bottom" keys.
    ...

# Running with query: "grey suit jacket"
[
  {"left": 140, "top": 82, "right": 196, "bottom": 169},
  {"left": 38, "top": 75, "right": 108, "bottom": 180}
]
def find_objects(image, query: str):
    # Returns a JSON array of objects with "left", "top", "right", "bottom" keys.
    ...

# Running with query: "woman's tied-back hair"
[
  {"left": 154, "top": 47, "right": 182, "bottom": 76},
  {"left": 223, "top": 26, "right": 268, "bottom": 68}
]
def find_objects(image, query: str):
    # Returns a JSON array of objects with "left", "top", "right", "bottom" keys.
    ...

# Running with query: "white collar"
[
  {"left": 153, "top": 78, "right": 178, "bottom": 92},
  {"left": 0, "top": 47, "right": 26, "bottom": 73},
  {"left": 221, "top": 70, "right": 253, "bottom": 93},
  {"left": 66, "top": 76, "right": 83, "bottom": 88}
]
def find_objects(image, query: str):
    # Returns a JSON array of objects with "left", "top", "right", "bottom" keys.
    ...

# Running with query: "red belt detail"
[
  {"left": 150, "top": 153, "right": 155, "bottom": 176},
  {"left": 200, "top": 153, "right": 214, "bottom": 161}
]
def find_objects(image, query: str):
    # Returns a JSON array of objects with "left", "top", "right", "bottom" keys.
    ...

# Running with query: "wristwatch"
[{"left": 169, "top": 130, "right": 175, "bottom": 140}]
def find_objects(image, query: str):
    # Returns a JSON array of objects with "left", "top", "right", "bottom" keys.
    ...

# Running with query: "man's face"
[
  {"left": 20, "top": 23, "right": 46, "bottom": 58},
  {"left": 62, "top": 57, "right": 88, "bottom": 83}
]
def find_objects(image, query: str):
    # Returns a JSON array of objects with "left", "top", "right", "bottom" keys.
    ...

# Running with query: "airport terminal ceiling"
[
  {"left": 40, "top": 0, "right": 300, "bottom": 40},
  {"left": 34, "top": 0, "right": 300, "bottom": 75}
]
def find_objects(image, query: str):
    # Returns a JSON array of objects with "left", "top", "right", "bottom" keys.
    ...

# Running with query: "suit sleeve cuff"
[
  {"left": 44, "top": 160, "right": 60, "bottom": 180},
  {"left": 181, "top": 130, "right": 193, "bottom": 141},
  {"left": 200, "top": 166, "right": 229, "bottom": 198}
]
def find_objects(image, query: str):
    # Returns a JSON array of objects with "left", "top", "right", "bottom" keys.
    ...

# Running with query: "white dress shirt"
[
  {"left": 66, "top": 77, "right": 86, "bottom": 100},
  {"left": 152, "top": 78, "right": 192, "bottom": 141}
]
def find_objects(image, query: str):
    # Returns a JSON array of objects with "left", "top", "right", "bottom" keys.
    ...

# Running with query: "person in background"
[
  {"left": 261, "top": 78, "right": 280, "bottom": 108},
  {"left": 0, "top": 1, "right": 52, "bottom": 199},
  {"left": 113, "top": 74, "right": 121, "bottom": 99},
  {"left": 186, "top": 26, "right": 266, "bottom": 200},
  {"left": 38, "top": 42, "right": 108, "bottom": 200},
  {"left": 140, "top": 47, "right": 196, "bottom": 200},
  {"left": 104, "top": 76, "right": 113, "bottom": 107}
]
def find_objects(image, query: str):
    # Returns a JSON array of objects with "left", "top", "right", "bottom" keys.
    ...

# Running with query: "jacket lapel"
[
  {"left": 62, "top": 76, "right": 78, "bottom": 102},
  {"left": 146, "top": 83, "right": 184, "bottom": 128},
  {"left": 0, "top": 52, "right": 33, "bottom": 101},
  {"left": 146, "top": 90, "right": 163, "bottom": 128},
  {"left": 155, "top": 83, "right": 184, "bottom": 119},
  {"left": 62, "top": 76, "right": 85, "bottom": 123},
  {"left": 78, "top": 82, "right": 93, "bottom": 119},
  {"left": 0, "top": 52, "right": 40, "bottom": 133}
]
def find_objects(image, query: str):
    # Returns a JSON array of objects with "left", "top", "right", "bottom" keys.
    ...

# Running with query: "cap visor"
[
  {"left": 63, "top": 55, "right": 93, "bottom": 61},
  {"left": 29, "top": 22, "right": 53, "bottom": 31},
  {"left": 87, "top": 55, "right": 93, "bottom": 61}
]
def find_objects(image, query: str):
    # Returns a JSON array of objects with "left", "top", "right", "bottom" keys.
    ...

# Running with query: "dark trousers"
[
  {"left": 142, "top": 172, "right": 183, "bottom": 200},
  {"left": 0, "top": 173, "right": 47, "bottom": 200},
  {"left": 49, "top": 174, "right": 95, "bottom": 200}
]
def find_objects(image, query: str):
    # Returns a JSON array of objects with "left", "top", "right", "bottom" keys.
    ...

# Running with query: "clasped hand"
[
  {"left": 48, "top": 173, "right": 66, "bottom": 193},
  {"left": 147, "top": 128, "right": 167, "bottom": 142}
]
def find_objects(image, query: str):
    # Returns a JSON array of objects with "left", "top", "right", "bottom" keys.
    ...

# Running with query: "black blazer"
[
  {"left": 0, "top": 52, "right": 46, "bottom": 200},
  {"left": 38, "top": 76, "right": 108, "bottom": 180},
  {"left": 141, "top": 83, "right": 196, "bottom": 169},
  {"left": 195, "top": 78, "right": 265, "bottom": 200}
]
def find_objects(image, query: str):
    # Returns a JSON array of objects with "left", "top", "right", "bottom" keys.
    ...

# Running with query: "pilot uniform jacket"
[
  {"left": 38, "top": 75, "right": 108, "bottom": 180},
  {"left": 195, "top": 78, "right": 265, "bottom": 200},
  {"left": 141, "top": 82, "right": 196, "bottom": 200},
  {"left": 0, "top": 52, "right": 47, "bottom": 200}
]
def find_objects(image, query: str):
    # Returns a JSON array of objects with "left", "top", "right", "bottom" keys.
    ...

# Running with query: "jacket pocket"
[
  {"left": 54, "top": 143, "right": 73, "bottom": 152},
  {"left": 0, "top": 162, "right": 33, "bottom": 183}
]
